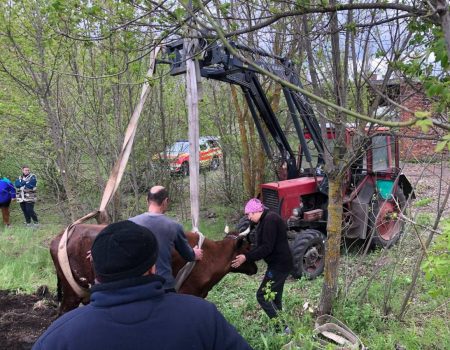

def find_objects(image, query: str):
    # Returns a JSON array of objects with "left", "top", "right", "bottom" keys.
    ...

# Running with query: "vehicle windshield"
[
  {"left": 371, "top": 135, "right": 394, "bottom": 172},
  {"left": 165, "top": 142, "right": 189, "bottom": 155}
]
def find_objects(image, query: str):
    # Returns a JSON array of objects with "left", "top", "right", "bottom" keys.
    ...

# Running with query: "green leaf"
[
  {"left": 375, "top": 49, "right": 386, "bottom": 58},
  {"left": 51, "top": 0, "right": 64, "bottom": 11},
  {"left": 435, "top": 140, "right": 448, "bottom": 153},
  {"left": 427, "top": 83, "right": 444, "bottom": 96},
  {"left": 414, "top": 111, "right": 431, "bottom": 119},
  {"left": 219, "top": 2, "right": 231, "bottom": 17},
  {"left": 173, "top": 7, "right": 186, "bottom": 20},
  {"left": 415, "top": 112, "right": 433, "bottom": 133},
  {"left": 296, "top": 0, "right": 312, "bottom": 8}
]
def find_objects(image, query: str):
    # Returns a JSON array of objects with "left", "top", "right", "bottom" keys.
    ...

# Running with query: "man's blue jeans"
[{"left": 20, "top": 202, "right": 38, "bottom": 224}]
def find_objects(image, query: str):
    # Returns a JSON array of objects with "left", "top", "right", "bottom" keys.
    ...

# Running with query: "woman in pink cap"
[{"left": 232, "top": 198, "right": 293, "bottom": 328}]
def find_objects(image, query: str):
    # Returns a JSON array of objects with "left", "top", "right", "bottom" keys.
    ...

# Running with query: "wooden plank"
[{"left": 185, "top": 39, "right": 201, "bottom": 232}]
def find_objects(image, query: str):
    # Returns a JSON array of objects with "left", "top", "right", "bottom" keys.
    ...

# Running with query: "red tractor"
[
  {"left": 166, "top": 39, "right": 414, "bottom": 279},
  {"left": 263, "top": 128, "right": 412, "bottom": 278}
]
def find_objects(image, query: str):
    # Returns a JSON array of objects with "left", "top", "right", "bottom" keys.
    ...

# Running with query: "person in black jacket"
[
  {"left": 33, "top": 221, "right": 252, "bottom": 350},
  {"left": 232, "top": 198, "right": 293, "bottom": 321}
]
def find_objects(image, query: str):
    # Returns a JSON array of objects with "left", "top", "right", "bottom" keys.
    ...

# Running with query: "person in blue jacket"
[
  {"left": 32, "top": 220, "right": 253, "bottom": 350},
  {"left": 0, "top": 176, "right": 16, "bottom": 227},
  {"left": 15, "top": 166, "right": 39, "bottom": 226}
]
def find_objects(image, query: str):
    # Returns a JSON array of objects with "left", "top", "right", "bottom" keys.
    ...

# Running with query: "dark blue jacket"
[
  {"left": 32, "top": 275, "right": 252, "bottom": 350},
  {"left": 14, "top": 173, "right": 37, "bottom": 189},
  {"left": 15, "top": 173, "right": 37, "bottom": 202},
  {"left": 0, "top": 178, "right": 16, "bottom": 204}
]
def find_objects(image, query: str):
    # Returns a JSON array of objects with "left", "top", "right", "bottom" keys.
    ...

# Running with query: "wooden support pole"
[{"left": 185, "top": 38, "right": 200, "bottom": 232}]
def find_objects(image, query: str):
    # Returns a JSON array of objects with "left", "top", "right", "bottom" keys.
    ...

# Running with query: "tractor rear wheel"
[
  {"left": 290, "top": 229, "right": 326, "bottom": 279},
  {"left": 371, "top": 190, "right": 406, "bottom": 248}
]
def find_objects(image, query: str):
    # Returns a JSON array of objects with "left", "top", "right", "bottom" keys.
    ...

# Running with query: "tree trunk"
[
  {"left": 435, "top": 0, "right": 450, "bottom": 59},
  {"left": 318, "top": 0, "right": 347, "bottom": 315},
  {"left": 318, "top": 176, "right": 343, "bottom": 315}
]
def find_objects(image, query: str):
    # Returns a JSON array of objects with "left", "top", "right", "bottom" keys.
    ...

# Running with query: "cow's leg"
[
  {"left": 54, "top": 267, "right": 82, "bottom": 315},
  {"left": 56, "top": 276, "right": 62, "bottom": 302},
  {"left": 59, "top": 279, "right": 82, "bottom": 315}
]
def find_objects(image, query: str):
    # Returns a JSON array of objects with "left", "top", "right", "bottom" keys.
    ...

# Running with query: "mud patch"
[{"left": 0, "top": 290, "right": 58, "bottom": 350}]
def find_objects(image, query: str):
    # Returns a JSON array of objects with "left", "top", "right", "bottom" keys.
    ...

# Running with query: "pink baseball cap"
[{"left": 244, "top": 198, "right": 267, "bottom": 214}]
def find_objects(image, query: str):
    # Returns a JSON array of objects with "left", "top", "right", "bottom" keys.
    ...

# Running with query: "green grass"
[
  {"left": 208, "top": 270, "right": 449, "bottom": 349},
  {"left": 0, "top": 224, "right": 59, "bottom": 293},
  {"left": 413, "top": 197, "right": 433, "bottom": 207},
  {"left": 178, "top": 203, "right": 240, "bottom": 240},
  {"left": 208, "top": 272, "right": 323, "bottom": 349}
]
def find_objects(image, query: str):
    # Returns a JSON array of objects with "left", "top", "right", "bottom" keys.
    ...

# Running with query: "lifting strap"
[
  {"left": 173, "top": 35, "right": 205, "bottom": 291},
  {"left": 57, "top": 46, "right": 161, "bottom": 300},
  {"left": 174, "top": 231, "right": 205, "bottom": 291},
  {"left": 313, "top": 315, "right": 366, "bottom": 349},
  {"left": 57, "top": 211, "right": 100, "bottom": 301}
]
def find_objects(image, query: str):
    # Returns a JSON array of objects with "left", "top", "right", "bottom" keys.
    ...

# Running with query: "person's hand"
[
  {"left": 231, "top": 254, "right": 246, "bottom": 268},
  {"left": 193, "top": 245, "right": 203, "bottom": 260}
]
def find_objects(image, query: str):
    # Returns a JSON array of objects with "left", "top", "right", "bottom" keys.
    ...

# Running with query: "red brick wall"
[{"left": 398, "top": 83, "right": 441, "bottom": 161}]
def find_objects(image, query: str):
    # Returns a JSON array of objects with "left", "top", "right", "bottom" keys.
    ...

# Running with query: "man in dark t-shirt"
[{"left": 129, "top": 186, "right": 203, "bottom": 291}]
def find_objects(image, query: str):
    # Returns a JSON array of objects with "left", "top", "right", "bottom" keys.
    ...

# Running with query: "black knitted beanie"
[{"left": 91, "top": 220, "right": 158, "bottom": 282}]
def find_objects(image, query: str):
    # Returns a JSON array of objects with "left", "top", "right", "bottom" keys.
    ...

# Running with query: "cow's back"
[{"left": 173, "top": 232, "right": 236, "bottom": 298}]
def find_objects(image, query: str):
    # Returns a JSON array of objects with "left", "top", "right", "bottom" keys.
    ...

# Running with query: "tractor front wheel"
[
  {"left": 371, "top": 190, "right": 406, "bottom": 248},
  {"left": 290, "top": 229, "right": 326, "bottom": 279}
]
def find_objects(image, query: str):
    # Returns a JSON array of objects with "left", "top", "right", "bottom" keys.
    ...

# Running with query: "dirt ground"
[
  {"left": 0, "top": 162, "right": 448, "bottom": 349},
  {"left": 0, "top": 289, "right": 58, "bottom": 350}
]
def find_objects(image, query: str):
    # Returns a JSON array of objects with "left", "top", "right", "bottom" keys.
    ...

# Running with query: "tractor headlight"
[{"left": 292, "top": 203, "right": 304, "bottom": 217}]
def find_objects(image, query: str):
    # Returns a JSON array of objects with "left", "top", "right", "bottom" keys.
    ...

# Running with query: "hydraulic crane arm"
[{"left": 164, "top": 39, "right": 325, "bottom": 179}]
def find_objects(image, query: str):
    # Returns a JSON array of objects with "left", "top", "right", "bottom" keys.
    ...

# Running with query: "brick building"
[{"left": 371, "top": 78, "right": 443, "bottom": 161}]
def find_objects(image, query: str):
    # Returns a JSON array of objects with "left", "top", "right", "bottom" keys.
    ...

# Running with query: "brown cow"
[{"left": 50, "top": 224, "right": 257, "bottom": 314}]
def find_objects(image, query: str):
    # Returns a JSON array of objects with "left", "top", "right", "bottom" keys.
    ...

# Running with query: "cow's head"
[{"left": 225, "top": 230, "right": 257, "bottom": 275}]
